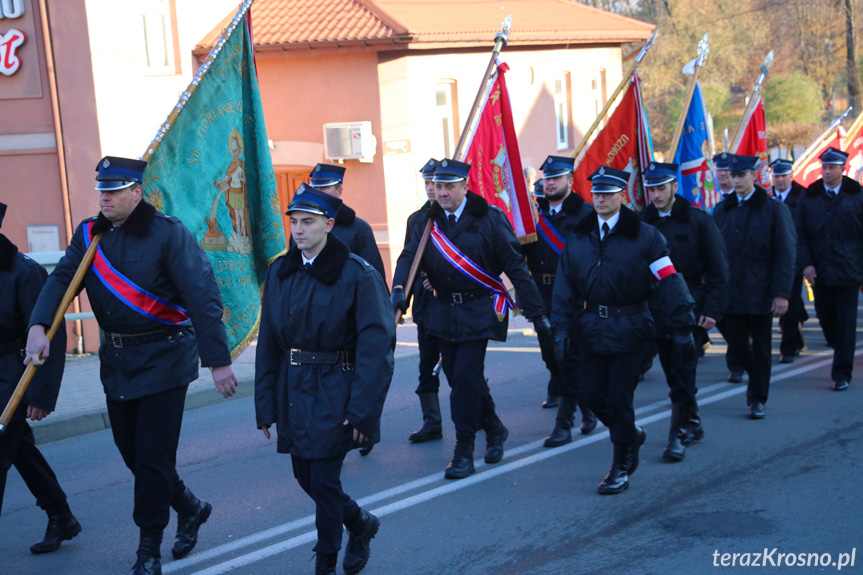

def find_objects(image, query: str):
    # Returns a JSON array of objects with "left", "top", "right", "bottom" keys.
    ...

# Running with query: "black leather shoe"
[
  {"left": 625, "top": 426, "right": 646, "bottom": 476},
  {"left": 833, "top": 380, "right": 849, "bottom": 391},
  {"left": 358, "top": 444, "right": 373, "bottom": 456},
  {"left": 409, "top": 394, "right": 443, "bottom": 442},
  {"left": 131, "top": 529, "right": 162, "bottom": 575},
  {"left": 30, "top": 509, "right": 81, "bottom": 554},
  {"left": 541, "top": 395, "right": 558, "bottom": 408},
  {"left": 748, "top": 402, "right": 766, "bottom": 419},
  {"left": 484, "top": 424, "right": 509, "bottom": 464},
  {"left": 343, "top": 509, "right": 380, "bottom": 575},
  {"left": 130, "top": 555, "right": 162, "bottom": 575},
  {"left": 597, "top": 465, "right": 629, "bottom": 495},
  {"left": 580, "top": 410, "right": 598, "bottom": 435},
  {"left": 779, "top": 354, "right": 794, "bottom": 364},
  {"left": 445, "top": 436, "right": 475, "bottom": 479},
  {"left": 172, "top": 492, "right": 212, "bottom": 559},
  {"left": 315, "top": 552, "right": 338, "bottom": 575},
  {"left": 728, "top": 371, "right": 744, "bottom": 383}
]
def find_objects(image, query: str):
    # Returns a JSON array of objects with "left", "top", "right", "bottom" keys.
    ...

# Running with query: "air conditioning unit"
[{"left": 323, "top": 121, "right": 376, "bottom": 163}]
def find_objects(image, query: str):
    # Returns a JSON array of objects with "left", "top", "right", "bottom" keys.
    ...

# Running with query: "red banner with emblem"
[
  {"left": 464, "top": 62, "right": 537, "bottom": 243},
  {"left": 734, "top": 96, "right": 770, "bottom": 188},
  {"left": 571, "top": 73, "right": 651, "bottom": 212},
  {"left": 792, "top": 129, "right": 843, "bottom": 188}
]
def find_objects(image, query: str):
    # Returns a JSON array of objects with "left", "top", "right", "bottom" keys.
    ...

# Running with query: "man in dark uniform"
[
  {"left": 641, "top": 163, "right": 728, "bottom": 461},
  {"left": 797, "top": 147, "right": 863, "bottom": 391},
  {"left": 255, "top": 184, "right": 394, "bottom": 575},
  {"left": 392, "top": 159, "right": 550, "bottom": 479},
  {"left": 303, "top": 163, "right": 386, "bottom": 281},
  {"left": 26, "top": 157, "right": 239, "bottom": 575},
  {"left": 0, "top": 202, "right": 80, "bottom": 554},
  {"left": 520, "top": 155, "right": 596, "bottom": 447},
  {"left": 552, "top": 166, "right": 695, "bottom": 494},
  {"left": 713, "top": 152, "right": 747, "bottom": 382},
  {"left": 391, "top": 159, "right": 444, "bottom": 443},
  {"left": 713, "top": 154, "right": 796, "bottom": 419},
  {"left": 769, "top": 158, "right": 808, "bottom": 363}
]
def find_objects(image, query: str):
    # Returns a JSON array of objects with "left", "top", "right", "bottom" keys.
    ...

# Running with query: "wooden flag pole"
[
  {"left": 572, "top": 30, "right": 658, "bottom": 169},
  {"left": 728, "top": 51, "right": 774, "bottom": 152},
  {"left": 0, "top": 0, "right": 256, "bottom": 434},
  {"left": 667, "top": 34, "right": 710, "bottom": 159},
  {"left": 396, "top": 16, "right": 513, "bottom": 325}
]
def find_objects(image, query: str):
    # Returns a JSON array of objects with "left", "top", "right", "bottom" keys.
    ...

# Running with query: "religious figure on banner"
[
  {"left": 207, "top": 129, "right": 251, "bottom": 254},
  {"left": 490, "top": 143, "right": 513, "bottom": 211}
]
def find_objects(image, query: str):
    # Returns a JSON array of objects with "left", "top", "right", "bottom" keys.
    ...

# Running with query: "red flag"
[
  {"left": 793, "top": 129, "right": 843, "bottom": 188},
  {"left": 734, "top": 96, "right": 770, "bottom": 188},
  {"left": 842, "top": 113, "right": 863, "bottom": 184},
  {"left": 464, "top": 62, "right": 536, "bottom": 242},
  {"left": 572, "top": 73, "right": 651, "bottom": 212}
]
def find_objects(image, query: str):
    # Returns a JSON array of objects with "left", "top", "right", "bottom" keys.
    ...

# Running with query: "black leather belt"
[
  {"left": 533, "top": 273, "right": 555, "bottom": 285},
  {"left": 434, "top": 290, "right": 489, "bottom": 304},
  {"left": 289, "top": 349, "right": 355, "bottom": 370},
  {"left": 0, "top": 339, "right": 23, "bottom": 357},
  {"left": 583, "top": 302, "right": 648, "bottom": 318},
  {"left": 102, "top": 327, "right": 186, "bottom": 349}
]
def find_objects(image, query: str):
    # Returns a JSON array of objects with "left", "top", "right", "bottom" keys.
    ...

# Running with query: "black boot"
[
  {"left": 625, "top": 426, "right": 646, "bottom": 476},
  {"left": 444, "top": 433, "right": 475, "bottom": 479},
  {"left": 171, "top": 487, "right": 212, "bottom": 559},
  {"left": 315, "top": 552, "right": 338, "bottom": 575},
  {"left": 30, "top": 506, "right": 82, "bottom": 554},
  {"left": 130, "top": 529, "right": 162, "bottom": 575},
  {"left": 597, "top": 443, "right": 629, "bottom": 495},
  {"left": 579, "top": 401, "right": 598, "bottom": 435},
  {"left": 408, "top": 393, "right": 443, "bottom": 443},
  {"left": 544, "top": 396, "right": 576, "bottom": 448},
  {"left": 662, "top": 404, "right": 688, "bottom": 462},
  {"left": 683, "top": 401, "right": 704, "bottom": 445},
  {"left": 343, "top": 509, "right": 380, "bottom": 575},
  {"left": 483, "top": 414, "right": 509, "bottom": 464}
]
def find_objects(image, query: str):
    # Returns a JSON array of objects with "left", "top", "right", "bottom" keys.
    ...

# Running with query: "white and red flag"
[
  {"left": 464, "top": 61, "right": 536, "bottom": 242},
  {"left": 842, "top": 112, "right": 863, "bottom": 184},
  {"left": 571, "top": 72, "right": 652, "bottom": 212},
  {"left": 733, "top": 95, "right": 771, "bottom": 188}
]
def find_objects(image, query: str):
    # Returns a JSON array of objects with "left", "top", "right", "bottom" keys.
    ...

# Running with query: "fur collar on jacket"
[
  {"left": 91, "top": 198, "right": 156, "bottom": 237},
  {"left": 428, "top": 190, "right": 488, "bottom": 221},
  {"left": 0, "top": 234, "right": 18, "bottom": 272},
  {"left": 277, "top": 233, "right": 351, "bottom": 286},
  {"left": 721, "top": 185, "right": 769, "bottom": 210},
  {"left": 537, "top": 191, "right": 586, "bottom": 215},
  {"left": 642, "top": 194, "right": 691, "bottom": 224},
  {"left": 574, "top": 204, "right": 641, "bottom": 238}
]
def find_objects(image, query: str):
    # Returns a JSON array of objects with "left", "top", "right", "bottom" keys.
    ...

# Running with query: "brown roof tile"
[{"left": 197, "top": 0, "right": 654, "bottom": 51}]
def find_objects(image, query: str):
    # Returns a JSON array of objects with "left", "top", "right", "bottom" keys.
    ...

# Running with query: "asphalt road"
[{"left": 2, "top": 318, "right": 861, "bottom": 575}]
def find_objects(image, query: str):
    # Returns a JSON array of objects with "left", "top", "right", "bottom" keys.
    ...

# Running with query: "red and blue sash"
[
  {"left": 536, "top": 210, "right": 566, "bottom": 254},
  {"left": 84, "top": 222, "right": 190, "bottom": 325},
  {"left": 429, "top": 221, "right": 516, "bottom": 320}
]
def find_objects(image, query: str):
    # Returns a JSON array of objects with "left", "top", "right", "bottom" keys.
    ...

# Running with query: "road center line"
[{"left": 170, "top": 348, "right": 854, "bottom": 574}]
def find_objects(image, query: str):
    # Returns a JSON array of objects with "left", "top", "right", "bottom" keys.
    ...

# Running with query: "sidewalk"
[{"left": 30, "top": 317, "right": 535, "bottom": 444}]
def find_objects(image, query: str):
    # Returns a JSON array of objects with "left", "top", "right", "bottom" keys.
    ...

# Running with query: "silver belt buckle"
[
  {"left": 598, "top": 305, "right": 609, "bottom": 319},
  {"left": 452, "top": 293, "right": 463, "bottom": 304},
  {"left": 290, "top": 348, "right": 301, "bottom": 365},
  {"left": 110, "top": 333, "right": 124, "bottom": 348}
]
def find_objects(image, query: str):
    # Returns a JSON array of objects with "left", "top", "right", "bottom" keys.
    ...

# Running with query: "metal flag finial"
[
  {"left": 636, "top": 30, "right": 659, "bottom": 64},
  {"left": 761, "top": 50, "right": 774, "bottom": 76},
  {"left": 495, "top": 15, "right": 512, "bottom": 46},
  {"left": 696, "top": 33, "right": 709, "bottom": 67}
]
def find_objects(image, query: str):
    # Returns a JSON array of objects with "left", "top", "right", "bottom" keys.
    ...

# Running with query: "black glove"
[
  {"left": 672, "top": 330, "right": 696, "bottom": 363},
  {"left": 533, "top": 315, "right": 554, "bottom": 350},
  {"left": 553, "top": 331, "right": 570, "bottom": 367},
  {"left": 391, "top": 286, "right": 407, "bottom": 314}
]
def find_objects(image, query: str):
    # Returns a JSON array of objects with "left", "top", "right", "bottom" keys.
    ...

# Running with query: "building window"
[
  {"left": 435, "top": 81, "right": 458, "bottom": 159},
  {"left": 590, "top": 69, "right": 606, "bottom": 117},
  {"left": 553, "top": 73, "right": 570, "bottom": 150},
  {"left": 142, "top": 0, "right": 178, "bottom": 73}
]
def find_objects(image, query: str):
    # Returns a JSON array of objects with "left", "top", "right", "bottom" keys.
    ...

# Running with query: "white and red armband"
[{"left": 649, "top": 256, "right": 677, "bottom": 281}]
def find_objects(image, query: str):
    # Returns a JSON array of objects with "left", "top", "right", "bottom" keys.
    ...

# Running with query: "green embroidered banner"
[{"left": 142, "top": 6, "right": 284, "bottom": 358}]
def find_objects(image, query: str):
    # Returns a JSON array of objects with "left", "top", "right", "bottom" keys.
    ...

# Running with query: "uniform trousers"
[
  {"left": 535, "top": 280, "right": 561, "bottom": 395},
  {"left": 436, "top": 339, "right": 496, "bottom": 436},
  {"left": 291, "top": 454, "right": 360, "bottom": 555},
  {"left": 779, "top": 274, "right": 808, "bottom": 356},
  {"left": 721, "top": 314, "right": 773, "bottom": 405},
  {"left": 106, "top": 384, "right": 188, "bottom": 531},
  {"left": 813, "top": 285, "right": 859, "bottom": 382},
  {"left": 579, "top": 351, "right": 641, "bottom": 445},
  {"left": 656, "top": 336, "right": 698, "bottom": 404},
  {"left": 716, "top": 319, "right": 746, "bottom": 374},
  {"left": 0, "top": 418, "right": 68, "bottom": 517},
  {"left": 414, "top": 324, "right": 441, "bottom": 395}
]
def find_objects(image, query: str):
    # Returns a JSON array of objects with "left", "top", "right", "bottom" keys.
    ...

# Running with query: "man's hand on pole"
[{"left": 24, "top": 324, "right": 50, "bottom": 367}]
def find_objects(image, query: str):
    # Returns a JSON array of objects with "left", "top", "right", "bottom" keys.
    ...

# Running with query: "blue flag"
[{"left": 673, "top": 83, "right": 717, "bottom": 210}]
